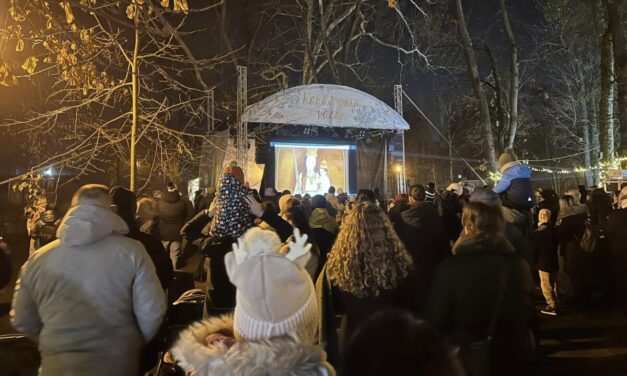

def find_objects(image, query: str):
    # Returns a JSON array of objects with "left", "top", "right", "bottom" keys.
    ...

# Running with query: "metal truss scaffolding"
[
  {"left": 394, "top": 84, "right": 407, "bottom": 194},
  {"left": 236, "top": 66, "right": 248, "bottom": 175}
]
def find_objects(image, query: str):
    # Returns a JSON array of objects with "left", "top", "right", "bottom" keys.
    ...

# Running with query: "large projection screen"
[{"left": 271, "top": 141, "right": 354, "bottom": 195}]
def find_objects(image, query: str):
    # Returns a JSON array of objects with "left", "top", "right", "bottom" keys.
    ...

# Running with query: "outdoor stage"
[{"left": 238, "top": 84, "right": 410, "bottom": 196}]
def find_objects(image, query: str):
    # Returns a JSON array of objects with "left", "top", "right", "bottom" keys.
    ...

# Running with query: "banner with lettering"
[{"left": 242, "top": 84, "right": 409, "bottom": 130}]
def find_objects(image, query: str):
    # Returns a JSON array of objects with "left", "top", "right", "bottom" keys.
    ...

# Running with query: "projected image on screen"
[{"left": 273, "top": 142, "right": 350, "bottom": 195}]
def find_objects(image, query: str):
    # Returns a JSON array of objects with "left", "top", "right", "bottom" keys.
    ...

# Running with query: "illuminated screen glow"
[{"left": 271, "top": 142, "right": 354, "bottom": 195}]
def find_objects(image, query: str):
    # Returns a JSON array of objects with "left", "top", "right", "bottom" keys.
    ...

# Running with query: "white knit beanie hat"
[{"left": 224, "top": 227, "right": 318, "bottom": 344}]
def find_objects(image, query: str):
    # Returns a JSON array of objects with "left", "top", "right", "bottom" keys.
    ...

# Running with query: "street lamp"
[
  {"left": 394, "top": 163, "right": 402, "bottom": 194},
  {"left": 44, "top": 167, "right": 53, "bottom": 177}
]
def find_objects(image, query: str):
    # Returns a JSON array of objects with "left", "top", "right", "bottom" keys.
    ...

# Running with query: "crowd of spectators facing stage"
[{"left": 5, "top": 150, "right": 627, "bottom": 376}]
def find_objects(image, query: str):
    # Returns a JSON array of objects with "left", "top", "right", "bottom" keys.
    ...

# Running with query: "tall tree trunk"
[
  {"left": 130, "top": 4, "right": 140, "bottom": 191},
  {"left": 219, "top": 0, "right": 238, "bottom": 66},
  {"left": 498, "top": 0, "right": 519, "bottom": 148},
  {"left": 302, "top": 0, "right": 317, "bottom": 84},
  {"left": 342, "top": 0, "right": 363, "bottom": 64},
  {"left": 609, "top": 47, "right": 616, "bottom": 158},
  {"left": 484, "top": 44, "right": 506, "bottom": 151},
  {"left": 579, "top": 69, "right": 594, "bottom": 186},
  {"left": 599, "top": 29, "right": 613, "bottom": 162},
  {"left": 448, "top": 126, "right": 454, "bottom": 182},
  {"left": 607, "top": 0, "right": 627, "bottom": 154},
  {"left": 590, "top": 99, "right": 601, "bottom": 184},
  {"left": 454, "top": 0, "right": 498, "bottom": 171},
  {"left": 318, "top": 0, "right": 342, "bottom": 84}
]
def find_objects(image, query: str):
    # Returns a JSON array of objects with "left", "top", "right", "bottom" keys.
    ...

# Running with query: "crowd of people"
[{"left": 5, "top": 150, "right": 627, "bottom": 375}]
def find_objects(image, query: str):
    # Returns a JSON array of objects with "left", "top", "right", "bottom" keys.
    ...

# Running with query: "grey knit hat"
[
  {"left": 224, "top": 227, "right": 318, "bottom": 344},
  {"left": 497, "top": 147, "right": 518, "bottom": 173}
]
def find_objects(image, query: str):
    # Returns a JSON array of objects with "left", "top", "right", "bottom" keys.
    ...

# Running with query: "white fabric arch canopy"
[{"left": 242, "top": 84, "right": 409, "bottom": 130}]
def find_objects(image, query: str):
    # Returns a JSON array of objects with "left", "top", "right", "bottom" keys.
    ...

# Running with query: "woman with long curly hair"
[{"left": 320, "top": 202, "right": 413, "bottom": 345}]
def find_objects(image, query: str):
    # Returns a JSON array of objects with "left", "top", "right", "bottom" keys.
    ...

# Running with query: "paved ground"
[
  {"left": 2, "top": 230, "right": 627, "bottom": 375},
  {"left": 536, "top": 305, "right": 627, "bottom": 375}
]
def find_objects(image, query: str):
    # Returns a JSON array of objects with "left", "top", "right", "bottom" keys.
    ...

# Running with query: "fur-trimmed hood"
[{"left": 171, "top": 315, "right": 335, "bottom": 376}]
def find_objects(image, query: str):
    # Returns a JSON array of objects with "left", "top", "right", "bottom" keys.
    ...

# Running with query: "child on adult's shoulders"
[{"left": 493, "top": 147, "right": 535, "bottom": 211}]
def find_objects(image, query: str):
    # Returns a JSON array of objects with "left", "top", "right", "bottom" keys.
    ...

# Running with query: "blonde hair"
[
  {"left": 538, "top": 209, "right": 551, "bottom": 224},
  {"left": 326, "top": 203, "right": 413, "bottom": 298},
  {"left": 137, "top": 197, "right": 158, "bottom": 218},
  {"left": 71, "top": 184, "right": 111, "bottom": 207}
]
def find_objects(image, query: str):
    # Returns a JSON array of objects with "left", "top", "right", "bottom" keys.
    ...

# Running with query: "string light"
[
  {"left": 526, "top": 156, "right": 627, "bottom": 176},
  {"left": 484, "top": 156, "right": 627, "bottom": 182}
]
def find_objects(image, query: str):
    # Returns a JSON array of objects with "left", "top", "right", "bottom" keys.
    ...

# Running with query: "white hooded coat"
[
  {"left": 171, "top": 315, "right": 335, "bottom": 376},
  {"left": 11, "top": 204, "right": 167, "bottom": 376}
]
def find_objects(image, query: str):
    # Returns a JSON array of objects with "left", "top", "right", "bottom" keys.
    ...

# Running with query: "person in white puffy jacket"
[{"left": 11, "top": 184, "right": 167, "bottom": 376}]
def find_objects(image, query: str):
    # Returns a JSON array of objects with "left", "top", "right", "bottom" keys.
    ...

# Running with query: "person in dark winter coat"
[
  {"left": 502, "top": 206, "right": 534, "bottom": 266},
  {"left": 429, "top": 201, "right": 536, "bottom": 376},
  {"left": 158, "top": 187, "right": 190, "bottom": 269},
  {"left": 533, "top": 209, "right": 559, "bottom": 315},
  {"left": 309, "top": 195, "right": 338, "bottom": 268},
  {"left": 110, "top": 186, "right": 173, "bottom": 291},
  {"left": 387, "top": 194, "right": 409, "bottom": 227},
  {"left": 493, "top": 148, "right": 535, "bottom": 211},
  {"left": 195, "top": 188, "right": 215, "bottom": 213},
  {"left": 556, "top": 195, "right": 587, "bottom": 303},
  {"left": 180, "top": 207, "right": 214, "bottom": 250},
  {"left": 395, "top": 184, "right": 450, "bottom": 315},
  {"left": 584, "top": 188, "right": 614, "bottom": 293},
  {"left": 110, "top": 186, "right": 174, "bottom": 373},
  {"left": 29, "top": 209, "right": 60, "bottom": 249},
  {"left": 607, "top": 187, "right": 627, "bottom": 306},
  {"left": 320, "top": 202, "right": 413, "bottom": 343},
  {"left": 440, "top": 186, "right": 464, "bottom": 246},
  {"left": 425, "top": 182, "right": 437, "bottom": 204},
  {"left": 533, "top": 189, "right": 560, "bottom": 228},
  {"left": 192, "top": 190, "right": 203, "bottom": 212}
]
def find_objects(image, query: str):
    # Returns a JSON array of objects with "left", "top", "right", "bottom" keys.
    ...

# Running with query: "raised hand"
[
  {"left": 285, "top": 227, "right": 311, "bottom": 262},
  {"left": 244, "top": 195, "right": 264, "bottom": 218}
]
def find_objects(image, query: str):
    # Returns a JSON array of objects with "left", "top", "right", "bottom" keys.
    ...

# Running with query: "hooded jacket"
[
  {"left": 171, "top": 315, "right": 335, "bottom": 376},
  {"left": 493, "top": 162, "right": 535, "bottom": 210},
  {"left": 11, "top": 204, "right": 167, "bottom": 376},
  {"left": 309, "top": 208, "right": 338, "bottom": 235},
  {"left": 158, "top": 191, "right": 190, "bottom": 241},
  {"left": 556, "top": 205, "right": 587, "bottom": 252},
  {"left": 209, "top": 173, "right": 252, "bottom": 239}
]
